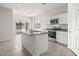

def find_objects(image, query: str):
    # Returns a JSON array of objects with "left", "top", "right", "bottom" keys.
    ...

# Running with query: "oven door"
[{"left": 48, "top": 31, "right": 56, "bottom": 38}]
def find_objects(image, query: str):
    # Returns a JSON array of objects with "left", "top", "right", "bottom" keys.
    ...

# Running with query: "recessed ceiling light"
[{"left": 17, "top": 4, "right": 21, "bottom": 7}]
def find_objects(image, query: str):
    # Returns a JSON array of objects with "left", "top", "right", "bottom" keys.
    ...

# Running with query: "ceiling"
[{"left": 0, "top": 3, "right": 67, "bottom": 17}]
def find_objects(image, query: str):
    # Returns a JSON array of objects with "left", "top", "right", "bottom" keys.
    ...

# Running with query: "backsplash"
[
  {"left": 47, "top": 24, "right": 68, "bottom": 30},
  {"left": 59, "top": 24, "right": 68, "bottom": 29}
]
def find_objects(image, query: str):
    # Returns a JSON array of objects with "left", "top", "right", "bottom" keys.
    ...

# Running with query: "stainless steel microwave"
[{"left": 50, "top": 18, "right": 59, "bottom": 24}]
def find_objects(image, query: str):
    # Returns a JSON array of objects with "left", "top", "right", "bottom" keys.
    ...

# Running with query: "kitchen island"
[{"left": 22, "top": 31, "right": 48, "bottom": 56}]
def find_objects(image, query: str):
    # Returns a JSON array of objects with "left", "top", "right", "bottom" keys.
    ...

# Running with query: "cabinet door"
[
  {"left": 50, "top": 15, "right": 59, "bottom": 20},
  {"left": 56, "top": 31, "right": 68, "bottom": 45},
  {"left": 59, "top": 13, "right": 68, "bottom": 24}
]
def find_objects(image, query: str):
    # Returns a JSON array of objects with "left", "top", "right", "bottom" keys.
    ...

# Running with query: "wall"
[
  {"left": 0, "top": 7, "right": 13, "bottom": 41},
  {"left": 31, "top": 6, "right": 68, "bottom": 30},
  {"left": 14, "top": 16, "right": 31, "bottom": 24}
]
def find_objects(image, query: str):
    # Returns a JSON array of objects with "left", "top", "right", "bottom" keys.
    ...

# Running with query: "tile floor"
[{"left": 0, "top": 34, "right": 76, "bottom": 56}]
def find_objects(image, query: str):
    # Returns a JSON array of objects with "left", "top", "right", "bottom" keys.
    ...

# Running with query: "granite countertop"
[
  {"left": 22, "top": 28, "right": 68, "bottom": 36},
  {"left": 57, "top": 29, "right": 68, "bottom": 32},
  {"left": 43, "top": 28, "right": 68, "bottom": 32},
  {"left": 22, "top": 31, "right": 48, "bottom": 36}
]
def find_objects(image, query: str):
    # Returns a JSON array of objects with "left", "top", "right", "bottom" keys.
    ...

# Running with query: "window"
[{"left": 34, "top": 16, "right": 40, "bottom": 29}]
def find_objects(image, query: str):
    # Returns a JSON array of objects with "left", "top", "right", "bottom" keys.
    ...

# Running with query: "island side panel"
[
  {"left": 35, "top": 33, "right": 48, "bottom": 56},
  {"left": 22, "top": 33, "right": 35, "bottom": 55}
]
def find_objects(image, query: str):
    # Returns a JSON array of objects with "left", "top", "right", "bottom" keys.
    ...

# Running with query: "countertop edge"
[{"left": 22, "top": 32, "right": 48, "bottom": 36}]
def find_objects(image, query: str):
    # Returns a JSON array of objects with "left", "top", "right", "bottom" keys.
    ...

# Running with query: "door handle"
[{"left": 69, "top": 31, "right": 71, "bottom": 33}]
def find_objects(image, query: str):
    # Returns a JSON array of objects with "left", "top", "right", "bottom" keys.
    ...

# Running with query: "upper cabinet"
[
  {"left": 59, "top": 13, "right": 68, "bottom": 24},
  {"left": 49, "top": 13, "right": 68, "bottom": 25},
  {"left": 50, "top": 15, "right": 59, "bottom": 19}
]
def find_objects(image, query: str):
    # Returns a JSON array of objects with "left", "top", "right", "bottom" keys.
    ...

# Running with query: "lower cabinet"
[{"left": 56, "top": 31, "right": 68, "bottom": 45}]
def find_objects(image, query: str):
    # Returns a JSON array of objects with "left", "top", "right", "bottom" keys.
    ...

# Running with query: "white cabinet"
[
  {"left": 50, "top": 15, "right": 59, "bottom": 20},
  {"left": 49, "top": 13, "right": 68, "bottom": 25},
  {"left": 59, "top": 13, "right": 68, "bottom": 24},
  {"left": 22, "top": 33, "right": 48, "bottom": 56},
  {"left": 35, "top": 34, "right": 48, "bottom": 55},
  {"left": 22, "top": 34, "right": 35, "bottom": 55},
  {"left": 56, "top": 31, "right": 68, "bottom": 45}
]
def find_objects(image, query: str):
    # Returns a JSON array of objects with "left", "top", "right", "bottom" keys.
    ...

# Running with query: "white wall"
[
  {"left": 0, "top": 7, "right": 13, "bottom": 41},
  {"left": 31, "top": 6, "right": 67, "bottom": 30},
  {"left": 14, "top": 16, "right": 31, "bottom": 24}
]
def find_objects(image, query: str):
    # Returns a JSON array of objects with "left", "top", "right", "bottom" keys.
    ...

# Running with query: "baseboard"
[
  {"left": 56, "top": 41, "right": 67, "bottom": 47},
  {"left": 0, "top": 39, "right": 12, "bottom": 42},
  {"left": 49, "top": 40, "right": 67, "bottom": 47},
  {"left": 68, "top": 48, "right": 77, "bottom": 56}
]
